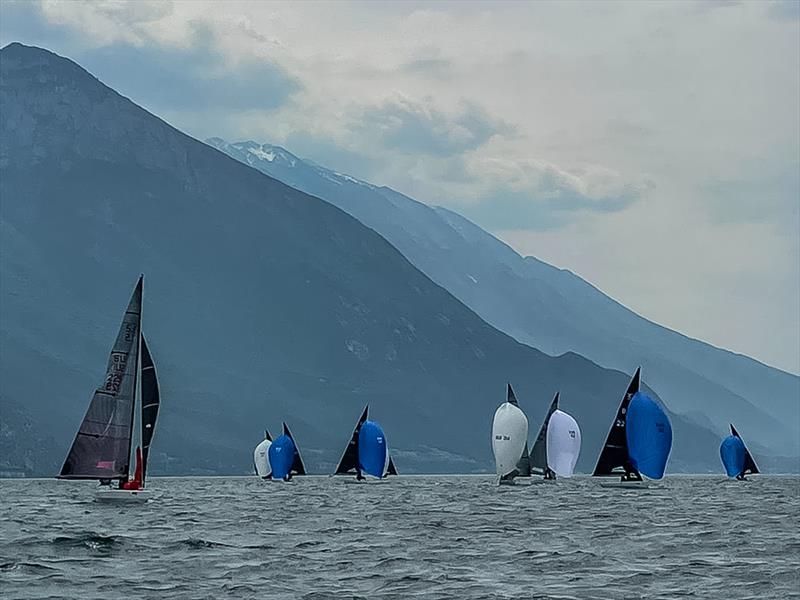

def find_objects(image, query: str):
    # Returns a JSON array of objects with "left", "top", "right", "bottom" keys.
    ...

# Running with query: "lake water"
[{"left": 1, "top": 475, "right": 798, "bottom": 599}]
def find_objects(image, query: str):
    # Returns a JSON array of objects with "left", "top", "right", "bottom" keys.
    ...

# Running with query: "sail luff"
[
  {"left": 333, "top": 405, "right": 368, "bottom": 475},
  {"left": 58, "top": 277, "right": 143, "bottom": 480},
  {"left": 592, "top": 367, "right": 641, "bottom": 477}
]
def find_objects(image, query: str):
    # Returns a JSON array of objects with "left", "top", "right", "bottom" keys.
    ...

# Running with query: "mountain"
[
  {"left": 208, "top": 138, "right": 800, "bottom": 462},
  {"left": 0, "top": 43, "right": 733, "bottom": 476}
]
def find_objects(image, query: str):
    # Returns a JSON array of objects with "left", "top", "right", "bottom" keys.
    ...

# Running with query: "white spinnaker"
[
  {"left": 492, "top": 402, "right": 529, "bottom": 477},
  {"left": 546, "top": 410, "right": 581, "bottom": 477},
  {"left": 253, "top": 438, "right": 272, "bottom": 478}
]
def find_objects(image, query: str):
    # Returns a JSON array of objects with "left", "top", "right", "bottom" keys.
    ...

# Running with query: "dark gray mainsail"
[
  {"left": 282, "top": 422, "right": 307, "bottom": 476},
  {"left": 531, "top": 392, "right": 560, "bottom": 477},
  {"left": 59, "top": 277, "right": 142, "bottom": 480},
  {"left": 505, "top": 384, "right": 531, "bottom": 477},
  {"left": 730, "top": 424, "right": 760, "bottom": 477},
  {"left": 593, "top": 368, "right": 641, "bottom": 478},
  {"left": 140, "top": 334, "right": 160, "bottom": 483},
  {"left": 334, "top": 405, "right": 369, "bottom": 475}
]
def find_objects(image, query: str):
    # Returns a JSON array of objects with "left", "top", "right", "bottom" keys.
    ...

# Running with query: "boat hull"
[{"left": 94, "top": 487, "right": 149, "bottom": 503}]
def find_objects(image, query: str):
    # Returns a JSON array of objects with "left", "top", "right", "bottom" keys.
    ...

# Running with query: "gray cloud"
[
  {"left": 458, "top": 180, "right": 645, "bottom": 232},
  {"left": 702, "top": 168, "right": 800, "bottom": 229},
  {"left": 353, "top": 98, "right": 514, "bottom": 157},
  {"left": 0, "top": 5, "right": 300, "bottom": 118},
  {"left": 76, "top": 24, "right": 300, "bottom": 115},
  {"left": 768, "top": 1, "right": 800, "bottom": 21}
]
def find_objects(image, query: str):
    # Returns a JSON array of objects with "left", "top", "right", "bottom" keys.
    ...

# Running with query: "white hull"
[
  {"left": 599, "top": 481, "right": 650, "bottom": 489},
  {"left": 94, "top": 487, "right": 149, "bottom": 503}
]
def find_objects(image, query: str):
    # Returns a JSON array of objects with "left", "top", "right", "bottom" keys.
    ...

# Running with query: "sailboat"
[
  {"left": 265, "top": 423, "right": 306, "bottom": 482},
  {"left": 593, "top": 368, "right": 672, "bottom": 489},
  {"left": 530, "top": 392, "right": 582, "bottom": 482},
  {"left": 492, "top": 384, "right": 529, "bottom": 485},
  {"left": 530, "top": 392, "right": 560, "bottom": 482},
  {"left": 333, "top": 405, "right": 397, "bottom": 481},
  {"left": 253, "top": 429, "right": 273, "bottom": 479},
  {"left": 58, "top": 276, "right": 161, "bottom": 503},
  {"left": 720, "top": 424, "right": 759, "bottom": 480}
]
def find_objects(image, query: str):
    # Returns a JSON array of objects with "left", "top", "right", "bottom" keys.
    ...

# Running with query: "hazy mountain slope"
[
  {"left": 0, "top": 43, "right": 728, "bottom": 475},
  {"left": 209, "top": 138, "right": 799, "bottom": 458}
]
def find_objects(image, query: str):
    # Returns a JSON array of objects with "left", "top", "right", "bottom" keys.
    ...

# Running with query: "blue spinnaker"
[
  {"left": 720, "top": 435, "right": 746, "bottom": 478},
  {"left": 626, "top": 392, "right": 672, "bottom": 479},
  {"left": 268, "top": 434, "right": 295, "bottom": 480},
  {"left": 358, "top": 420, "right": 388, "bottom": 478}
]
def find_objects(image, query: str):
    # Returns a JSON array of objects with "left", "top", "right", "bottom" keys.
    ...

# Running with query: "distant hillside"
[
  {"left": 209, "top": 138, "right": 799, "bottom": 462},
  {"left": 0, "top": 42, "right": 731, "bottom": 476}
]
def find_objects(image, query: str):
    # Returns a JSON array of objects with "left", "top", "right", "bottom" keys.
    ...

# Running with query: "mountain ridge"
[
  {"left": 208, "top": 136, "right": 799, "bottom": 459},
  {"left": 1, "top": 42, "right": 736, "bottom": 476}
]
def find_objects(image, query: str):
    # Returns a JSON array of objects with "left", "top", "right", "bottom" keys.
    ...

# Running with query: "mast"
[
  {"left": 58, "top": 276, "right": 143, "bottom": 481},
  {"left": 334, "top": 405, "right": 368, "bottom": 475},
  {"left": 592, "top": 367, "right": 642, "bottom": 479},
  {"left": 531, "top": 392, "right": 559, "bottom": 478}
]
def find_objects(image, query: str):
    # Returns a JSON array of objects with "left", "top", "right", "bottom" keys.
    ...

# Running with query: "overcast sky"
[{"left": 2, "top": 0, "right": 798, "bottom": 373}]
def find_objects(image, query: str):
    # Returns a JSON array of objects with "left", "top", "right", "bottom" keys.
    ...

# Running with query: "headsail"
[
  {"left": 358, "top": 420, "right": 388, "bottom": 478},
  {"left": 282, "top": 422, "right": 306, "bottom": 476},
  {"left": 59, "top": 277, "right": 143, "bottom": 480},
  {"left": 730, "top": 424, "right": 759, "bottom": 477},
  {"left": 140, "top": 334, "right": 160, "bottom": 484},
  {"left": 593, "top": 367, "right": 640, "bottom": 477},
  {"left": 625, "top": 392, "right": 672, "bottom": 479},
  {"left": 268, "top": 434, "right": 296, "bottom": 480},
  {"left": 531, "top": 392, "right": 559, "bottom": 476},
  {"left": 334, "top": 405, "right": 369, "bottom": 475},
  {"left": 546, "top": 409, "right": 581, "bottom": 477},
  {"left": 386, "top": 455, "right": 398, "bottom": 476},
  {"left": 492, "top": 401, "right": 528, "bottom": 478},
  {"left": 253, "top": 429, "right": 272, "bottom": 478}
]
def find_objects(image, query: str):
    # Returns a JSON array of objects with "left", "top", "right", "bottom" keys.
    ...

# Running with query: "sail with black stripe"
[
  {"left": 140, "top": 334, "right": 159, "bottom": 484},
  {"left": 593, "top": 368, "right": 641, "bottom": 478},
  {"left": 531, "top": 392, "right": 560, "bottom": 477},
  {"left": 334, "top": 405, "right": 368, "bottom": 475},
  {"left": 58, "top": 277, "right": 142, "bottom": 481}
]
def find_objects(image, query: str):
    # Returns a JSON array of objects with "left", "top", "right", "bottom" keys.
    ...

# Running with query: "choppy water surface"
[{"left": 1, "top": 476, "right": 798, "bottom": 599}]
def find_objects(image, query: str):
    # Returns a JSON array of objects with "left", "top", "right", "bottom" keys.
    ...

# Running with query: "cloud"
[
  {"left": 767, "top": 0, "right": 800, "bottom": 22},
  {"left": 352, "top": 97, "right": 514, "bottom": 157},
  {"left": 454, "top": 157, "right": 653, "bottom": 230},
  {"left": 76, "top": 26, "right": 301, "bottom": 115},
  {"left": 0, "top": 1, "right": 300, "bottom": 126},
  {"left": 1, "top": 0, "right": 797, "bottom": 371}
]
